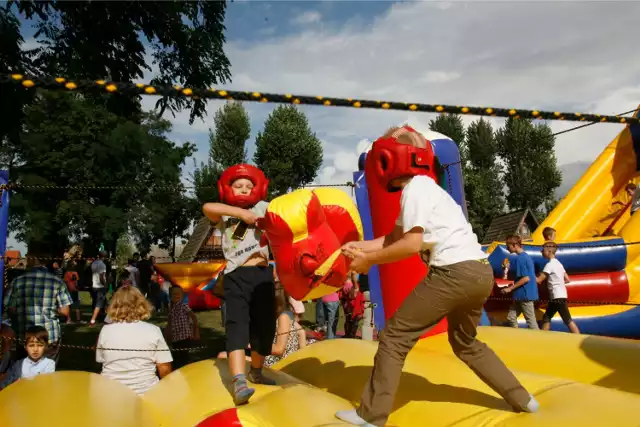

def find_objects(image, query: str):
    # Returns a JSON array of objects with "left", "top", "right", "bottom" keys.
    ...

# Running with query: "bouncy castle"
[{"left": 484, "top": 108, "right": 640, "bottom": 338}]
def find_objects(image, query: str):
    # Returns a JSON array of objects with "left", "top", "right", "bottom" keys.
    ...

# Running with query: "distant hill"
[{"left": 555, "top": 161, "right": 591, "bottom": 199}]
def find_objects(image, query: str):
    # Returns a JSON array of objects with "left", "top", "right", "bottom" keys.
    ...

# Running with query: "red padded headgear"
[
  {"left": 369, "top": 126, "right": 437, "bottom": 192},
  {"left": 218, "top": 164, "right": 269, "bottom": 208}
]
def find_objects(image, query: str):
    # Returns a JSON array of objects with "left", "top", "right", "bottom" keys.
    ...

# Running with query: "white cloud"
[
  {"left": 213, "top": 1, "right": 640, "bottom": 186},
  {"left": 291, "top": 11, "right": 322, "bottom": 25}
]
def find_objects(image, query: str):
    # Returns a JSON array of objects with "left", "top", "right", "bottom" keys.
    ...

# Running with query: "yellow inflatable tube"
[{"left": 4, "top": 329, "right": 640, "bottom": 426}]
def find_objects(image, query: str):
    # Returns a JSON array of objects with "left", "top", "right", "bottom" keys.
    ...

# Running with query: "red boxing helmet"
[
  {"left": 369, "top": 126, "right": 437, "bottom": 192},
  {"left": 218, "top": 164, "right": 269, "bottom": 208}
]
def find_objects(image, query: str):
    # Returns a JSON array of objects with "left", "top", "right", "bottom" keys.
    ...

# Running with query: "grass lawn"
[{"left": 57, "top": 292, "right": 346, "bottom": 373}]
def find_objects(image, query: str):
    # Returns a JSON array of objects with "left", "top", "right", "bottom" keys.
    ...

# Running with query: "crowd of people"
[{"left": 0, "top": 243, "right": 369, "bottom": 396}]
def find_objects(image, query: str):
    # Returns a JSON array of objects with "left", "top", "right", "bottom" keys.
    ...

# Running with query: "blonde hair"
[
  {"left": 107, "top": 285, "right": 153, "bottom": 323},
  {"left": 382, "top": 126, "right": 428, "bottom": 149}
]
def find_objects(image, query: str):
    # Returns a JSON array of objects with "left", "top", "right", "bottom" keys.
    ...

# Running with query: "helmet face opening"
[{"left": 217, "top": 164, "right": 269, "bottom": 208}]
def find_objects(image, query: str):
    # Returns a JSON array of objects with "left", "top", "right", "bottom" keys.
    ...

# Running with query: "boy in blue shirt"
[{"left": 502, "top": 235, "right": 540, "bottom": 329}]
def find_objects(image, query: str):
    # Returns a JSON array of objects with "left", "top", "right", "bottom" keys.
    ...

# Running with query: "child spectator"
[
  {"left": 202, "top": 164, "right": 276, "bottom": 405},
  {"left": 96, "top": 285, "right": 172, "bottom": 395},
  {"left": 288, "top": 296, "right": 305, "bottom": 324},
  {"left": 340, "top": 272, "right": 365, "bottom": 338},
  {"left": 542, "top": 227, "right": 556, "bottom": 242},
  {"left": 264, "top": 285, "right": 307, "bottom": 367},
  {"left": 166, "top": 286, "right": 200, "bottom": 369},
  {"left": 0, "top": 326, "right": 55, "bottom": 390},
  {"left": 502, "top": 235, "right": 540, "bottom": 329},
  {"left": 63, "top": 260, "right": 83, "bottom": 323},
  {"left": 321, "top": 291, "right": 340, "bottom": 339},
  {"left": 537, "top": 242, "right": 580, "bottom": 334}
]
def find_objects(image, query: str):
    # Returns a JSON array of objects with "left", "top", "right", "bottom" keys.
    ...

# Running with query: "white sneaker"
[
  {"left": 335, "top": 410, "right": 375, "bottom": 426},
  {"left": 524, "top": 394, "right": 540, "bottom": 413}
]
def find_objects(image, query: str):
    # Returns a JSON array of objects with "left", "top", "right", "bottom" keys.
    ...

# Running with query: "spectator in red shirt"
[{"left": 165, "top": 286, "right": 200, "bottom": 369}]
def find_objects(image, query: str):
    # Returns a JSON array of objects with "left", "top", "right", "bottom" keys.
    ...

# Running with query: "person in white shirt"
[
  {"left": 89, "top": 251, "right": 108, "bottom": 326},
  {"left": 96, "top": 285, "right": 173, "bottom": 395},
  {"left": 335, "top": 126, "right": 538, "bottom": 427},
  {"left": 124, "top": 259, "right": 141, "bottom": 289},
  {"left": 536, "top": 242, "right": 580, "bottom": 334}
]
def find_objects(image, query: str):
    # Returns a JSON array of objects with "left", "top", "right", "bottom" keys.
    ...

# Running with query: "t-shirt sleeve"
[
  {"left": 153, "top": 326, "right": 173, "bottom": 364},
  {"left": 399, "top": 179, "right": 433, "bottom": 234},
  {"left": 254, "top": 200, "right": 269, "bottom": 217},
  {"left": 95, "top": 330, "right": 106, "bottom": 363},
  {"left": 542, "top": 261, "right": 553, "bottom": 275},
  {"left": 55, "top": 279, "right": 73, "bottom": 308}
]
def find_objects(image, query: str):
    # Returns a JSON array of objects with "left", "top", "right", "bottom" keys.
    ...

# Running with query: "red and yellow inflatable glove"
[{"left": 258, "top": 188, "right": 363, "bottom": 301}]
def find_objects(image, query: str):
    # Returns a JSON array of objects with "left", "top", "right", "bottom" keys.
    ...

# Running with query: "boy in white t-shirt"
[
  {"left": 336, "top": 126, "right": 538, "bottom": 427},
  {"left": 536, "top": 242, "right": 580, "bottom": 334}
]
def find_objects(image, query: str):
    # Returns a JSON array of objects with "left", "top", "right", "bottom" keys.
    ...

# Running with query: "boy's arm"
[
  {"left": 536, "top": 272, "right": 549, "bottom": 285},
  {"left": 564, "top": 272, "right": 571, "bottom": 283},
  {"left": 346, "top": 225, "right": 404, "bottom": 253},
  {"left": 358, "top": 227, "right": 424, "bottom": 266},
  {"left": 203, "top": 202, "right": 255, "bottom": 224}
]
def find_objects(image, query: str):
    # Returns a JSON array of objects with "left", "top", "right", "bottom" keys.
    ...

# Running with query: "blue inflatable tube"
[
  {"left": 487, "top": 238, "right": 627, "bottom": 276},
  {"left": 431, "top": 138, "right": 468, "bottom": 218},
  {"left": 354, "top": 166, "right": 386, "bottom": 331}
]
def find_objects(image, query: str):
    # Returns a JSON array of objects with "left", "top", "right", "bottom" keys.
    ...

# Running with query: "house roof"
[
  {"left": 178, "top": 216, "right": 216, "bottom": 262},
  {"left": 482, "top": 208, "right": 539, "bottom": 244}
]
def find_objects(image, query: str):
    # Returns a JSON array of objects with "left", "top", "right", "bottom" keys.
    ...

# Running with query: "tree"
[
  {"left": 9, "top": 91, "right": 194, "bottom": 256},
  {"left": 192, "top": 101, "right": 251, "bottom": 208},
  {"left": 253, "top": 105, "right": 323, "bottom": 198},
  {"left": 496, "top": 118, "right": 562, "bottom": 216},
  {"left": 464, "top": 119, "right": 505, "bottom": 239},
  {"left": 12, "top": 0, "right": 231, "bottom": 122},
  {"left": 210, "top": 101, "right": 250, "bottom": 169},
  {"left": 0, "top": 5, "right": 38, "bottom": 164},
  {"left": 429, "top": 114, "right": 467, "bottom": 158}
]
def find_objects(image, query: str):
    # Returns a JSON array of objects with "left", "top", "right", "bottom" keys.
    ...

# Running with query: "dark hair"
[
  {"left": 25, "top": 325, "right": 49, "bottom": 345},
  {"left": 505, "top": 234, "right": 522, "bottom": 246},
  {"left": 274, "top": 284, "right": 289, "bottom": 316},
  {"left": 542, "top": 227, "right": 556, "bottom": 240}
]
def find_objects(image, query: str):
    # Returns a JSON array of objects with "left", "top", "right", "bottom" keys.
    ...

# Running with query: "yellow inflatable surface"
[{"left": 3, "top": 328, "right": 640, "bottom": 426}]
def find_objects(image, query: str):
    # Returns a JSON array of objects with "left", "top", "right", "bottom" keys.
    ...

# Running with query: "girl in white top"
[
  {"left": 96, "top": 285, "right": 173, "bottom": 394},
  {"left": 536, "top": 242, "right": 580, "bottom": 334}
]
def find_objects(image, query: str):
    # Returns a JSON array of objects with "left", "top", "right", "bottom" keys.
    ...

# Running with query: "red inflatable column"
[{"left": 364, "top": 155, "right": 448, "bottom": 337}]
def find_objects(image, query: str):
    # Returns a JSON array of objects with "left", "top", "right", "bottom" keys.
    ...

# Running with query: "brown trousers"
[{"left": 357, "top": 260, "right": 531, "bottom": 426}]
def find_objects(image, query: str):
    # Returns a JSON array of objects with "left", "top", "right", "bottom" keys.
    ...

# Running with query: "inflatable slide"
[{"left": 484, "top": 108, "right": 640, "bottom": 337}]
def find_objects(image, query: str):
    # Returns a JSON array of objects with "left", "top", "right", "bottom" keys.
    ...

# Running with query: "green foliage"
[
  {"left": 115, "top": 234, "right": 134, "bottom": 265},
  {"left": 0, "top": 5, "right": 38, "bottom": 163},
  {"left": 253, "top": 105, "right": 323, "bottom": 198},
  {"left": 192, "top": 101, "right": 251, "bottom": 207},
  {"left": 9, "top": 91, "right": 194, "bottom": 256},
  {"left": 11, "top": 0, "right": 231, "bottom": 122},
  {"left": 209, "top": 101, "right": 250, "bottom": 169},
  {"left": 496, "top": 118, "right": 562, "bottom": 217},
  {"left": 429, "top": 114, "right": 467, "bottom": 159},
  {"left": 463, "top": 119, "right": 505, "bottom": 239}
]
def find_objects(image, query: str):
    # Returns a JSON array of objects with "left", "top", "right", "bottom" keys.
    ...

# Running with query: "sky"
[{"left": 7, "top": 0, "right": 640, "bottom": 253}]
